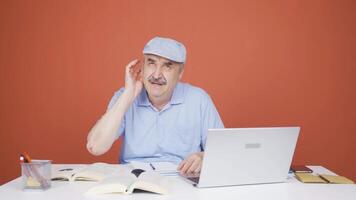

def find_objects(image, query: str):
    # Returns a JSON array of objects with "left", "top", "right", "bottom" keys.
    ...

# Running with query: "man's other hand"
[{"left": 178, "top": 152, "right": 204, "bottom": 174}]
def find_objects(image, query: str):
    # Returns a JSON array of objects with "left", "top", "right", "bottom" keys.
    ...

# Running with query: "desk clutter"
[
  {"left": 4, "top": 163, "right": 356, "bottom": 200},
  {"left": 19, "top": 154, "right": 355, "bottom": 196},
  {"left": 19, "top": 152, "right": 172, "bottom": 195}
]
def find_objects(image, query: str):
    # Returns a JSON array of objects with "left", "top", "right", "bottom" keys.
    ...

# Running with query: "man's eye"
[{"left": 164, "top": 65, "right": 172, "bottom": 69}]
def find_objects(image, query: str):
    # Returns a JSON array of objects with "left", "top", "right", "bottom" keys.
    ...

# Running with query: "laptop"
[{"left": 181, "top": 127, "right": 300, "bottom": 188}]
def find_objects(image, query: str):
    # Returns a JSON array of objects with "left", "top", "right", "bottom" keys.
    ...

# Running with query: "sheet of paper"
[{"left": 129, "top": 161, "right": 179, "bottom": 175}]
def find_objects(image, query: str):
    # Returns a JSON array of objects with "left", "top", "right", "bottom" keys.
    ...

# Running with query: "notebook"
[{"left": 295, "top": 173, "right": 354, "bottom": 184}]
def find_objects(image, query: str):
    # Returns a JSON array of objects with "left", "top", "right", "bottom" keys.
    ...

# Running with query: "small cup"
[{"left": 21, "top": 160, "right": 52, "bottom": 191}]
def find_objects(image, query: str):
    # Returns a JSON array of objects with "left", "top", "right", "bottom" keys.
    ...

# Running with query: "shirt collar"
[
  {"left": 137, "top": 88, "right": 151, "bottom": 106},
  {"left": 138, "top": 82, "right": 185, "bottom": 107},
  {"left": 170, "top": 82, "right": 185, "bottom": 105}
]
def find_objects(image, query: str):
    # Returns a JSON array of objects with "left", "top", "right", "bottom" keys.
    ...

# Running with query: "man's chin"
[
  {"left": 148, "top": 91, "right": 164, "bottom": 98},
  {"left": 146, "top": 87, "right": 164, "bottom": 98}
]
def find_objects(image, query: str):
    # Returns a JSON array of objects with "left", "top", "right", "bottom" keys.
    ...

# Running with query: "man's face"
[{"left": 142, "top": 54, "right": 184, "bottom": 101}]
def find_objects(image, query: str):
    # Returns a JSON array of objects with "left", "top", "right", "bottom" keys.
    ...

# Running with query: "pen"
[
  {"left": 149, "top": 163, "right": 156, "bottom": 170},
  {"left": 20, "top": 154, "right": 31, "bottom": 177},
  {"left": 20, "top": 154, "right": 26, "bottom": 163},
  {"left": 23, "top": 152, "right": 32, "bottom": 163},
  {"left": 59, "top": 168, "right": 73, "bottom": 171}
]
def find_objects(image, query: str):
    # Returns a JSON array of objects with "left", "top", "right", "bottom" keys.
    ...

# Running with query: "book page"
[
  {"left": 85, "top": 173, "right": 137, "bottom": 195},
  {"left": 51, "top": 165, "right": 86, "bottom": 181},
  {"left": 127, "top": 172, "right": 169, "bottom": 194},
  {"left": 73, "top": 163, "right": 121, "bottom": 181}
]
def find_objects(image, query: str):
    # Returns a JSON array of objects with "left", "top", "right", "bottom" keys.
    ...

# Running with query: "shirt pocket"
[
  {"left": 174, "top": 126, "right": 197, "bottom": 146},
  {"left": 160, "top": 125, "right": 200, "bottom": 157}
]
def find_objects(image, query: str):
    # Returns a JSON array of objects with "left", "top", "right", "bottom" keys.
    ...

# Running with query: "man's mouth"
[
  {"left": 147, "top": 75, "right": 167, "bottom": 86},
  {"left": 150, "top": 82, "right": 165, "bottom": 86}
]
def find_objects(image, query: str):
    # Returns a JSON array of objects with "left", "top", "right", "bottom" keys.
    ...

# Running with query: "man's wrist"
[
  {"left": 197, "top": 152, "right": 204, "bottom": 158},
  {"left": 122, "top": 89, "right": 136, "bottom": 103}
]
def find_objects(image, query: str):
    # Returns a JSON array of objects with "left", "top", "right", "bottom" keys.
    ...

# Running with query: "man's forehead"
[{"left": 144, "top": 54, "right": 180, "bottom": 64}]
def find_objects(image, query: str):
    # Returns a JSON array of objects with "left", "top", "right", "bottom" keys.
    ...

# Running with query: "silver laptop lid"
[{"left": 197, "top": 127, "right": 300, "bottom": 188}]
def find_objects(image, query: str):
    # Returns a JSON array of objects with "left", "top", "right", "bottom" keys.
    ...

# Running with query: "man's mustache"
[{"left": 147, "top": 75, "right": 167, "bottom": 85}]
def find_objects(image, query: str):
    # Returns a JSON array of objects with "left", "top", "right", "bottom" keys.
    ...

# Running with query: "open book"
[
  {"left": 51, "top": 163, "right": 120, "bottom": 181},
  {"left": 85, "top": 170, "right": 169, "bottom": 195}
]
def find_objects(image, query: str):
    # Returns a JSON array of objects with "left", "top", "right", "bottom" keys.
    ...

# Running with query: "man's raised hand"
[{"left": 124, "top": 59, "right": 143, "bottom": 100}]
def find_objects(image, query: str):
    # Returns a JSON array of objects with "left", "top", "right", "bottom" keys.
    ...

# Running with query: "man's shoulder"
[
  {"left": 178, "top": 82, "right": 210, "bottom": 100},
  {"left": 114, "top": 87, "right": 125, "bottom": 96},
  {"left": 107, "top": 87, "right": 126, "bottom": 110}
]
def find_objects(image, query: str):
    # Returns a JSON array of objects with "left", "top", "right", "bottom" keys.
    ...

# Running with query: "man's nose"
[{"left": 152, "top": 66, "right": 162, "bottom": 78}]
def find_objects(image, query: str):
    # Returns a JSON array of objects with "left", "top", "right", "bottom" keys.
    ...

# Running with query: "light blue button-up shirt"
[{"left": 108, "top": 82, "right": 224, "bottom": 164}]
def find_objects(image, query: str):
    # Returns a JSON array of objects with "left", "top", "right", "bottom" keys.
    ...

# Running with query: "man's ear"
[
  {"left": 178, "top": 63, "right": 185, "bottom": 79},
  {"left": 178, "top": 67, "right": 184, "bottom": 80}
]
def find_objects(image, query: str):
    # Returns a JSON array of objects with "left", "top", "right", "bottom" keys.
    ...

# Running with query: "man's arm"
[{"left": 86, "top": 59, "right": 142, "bottom": 156}]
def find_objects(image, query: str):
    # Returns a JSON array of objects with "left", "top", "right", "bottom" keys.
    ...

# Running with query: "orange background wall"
[{"left": 1, "top": 0, "right": 355, "bottom": 184}]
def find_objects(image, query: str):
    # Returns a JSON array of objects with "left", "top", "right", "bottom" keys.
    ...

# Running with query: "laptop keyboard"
[{"left": 187, "top": 176, "right": 200, "bottom": 184}]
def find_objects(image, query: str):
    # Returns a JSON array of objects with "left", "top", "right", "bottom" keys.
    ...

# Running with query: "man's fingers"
[
  {"left": 129, "top": 59, "right": 139, "bottom": 67},
  {"left": 179, "top": 152, "right": 204, "bottom": 174},
  {"left": 124, "top": 59, "right": 141, "bottom": 82},
  {"left": 186, "top": 159, "right": 200, "bottom": 174},
  {"left": 193, "top": 162, "right": 202, "bottom": 174},
  {"left": 178, "top": 160, "right": 186, "bottom": 170},
  {"left": 133, "top": 68, "right": 142, "bottom": 80},
  {"left": 180, "top": 159, "right": 194, "bottom": 174},
  {"left": 136, "top": 72, "right": 142, "bottom": 82},
  {"left": 126, "top": 59, "right": 138, "bottom": 71},
  {"left": 132, "top": 60, "right": 142, "bottom": 73},
  {"left": 126, "top": 59, "right": 140, "bottom": 76}
]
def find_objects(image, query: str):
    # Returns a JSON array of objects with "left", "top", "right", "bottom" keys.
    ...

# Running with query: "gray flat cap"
[{"left": 143, "top": 37, "right": 186, "bottom": 63}]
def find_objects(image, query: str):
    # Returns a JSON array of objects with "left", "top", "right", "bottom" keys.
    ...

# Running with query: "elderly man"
[{"left": 87, "top": 37, "right": 224, "bottom": 174}]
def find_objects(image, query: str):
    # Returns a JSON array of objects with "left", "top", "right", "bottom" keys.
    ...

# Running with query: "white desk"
[{"left": 1, "top": 165, "right": 355, "bottom": 200}]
